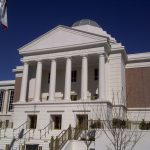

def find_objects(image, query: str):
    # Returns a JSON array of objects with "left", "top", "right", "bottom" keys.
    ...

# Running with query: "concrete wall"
[
  {"left": 108, "top": 53, "right": 125, "bottom": 105},
  {"left": 95, "top": 130, "right": 150, "bottom": 150},
  {"left": 14, "top": 77, "right": 22, "bottom": 102},
  {"left": 13, "top": 102, "right": 111, "bottom": 129}
]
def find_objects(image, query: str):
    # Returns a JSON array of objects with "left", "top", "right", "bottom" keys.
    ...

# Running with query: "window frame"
[
  {"left": 8, "top": 89, "right": 14, "bottom": 112},
  {"left": 71, "top": 70, "right": 77, "bottom": 82},
  {"left": 0, "top": 90, "right": 4, "bottom": 112},
  {"left": 94, "top": 68, "right": 99, "bottom": 80}
]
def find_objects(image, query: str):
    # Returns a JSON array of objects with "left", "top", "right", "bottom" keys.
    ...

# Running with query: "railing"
[
  {"left": 39, "top": 121, "right": 53, "bottom": 139},
  {"left": 88, "top": 119, "right": 150, "bottom": 130},
  {"left": 50, "top": 125, "right": 83, "bottom": 150},
  {"left": 0, "top": 130, "right": 1, "bottom": 140},
  {"left": 13, "top": 121, "right": 28, "bottom": 138},
  {"left": 16, "top": 128, "right": 34, "bottom": 141},
  {"left": 72, "top": 126, "right": 83, "bottom": 140},
  {"left": 0, "top": 121, "right": 13, "bottom": 139}
]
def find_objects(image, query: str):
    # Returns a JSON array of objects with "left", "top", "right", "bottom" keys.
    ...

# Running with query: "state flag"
[{"left": 0, "top": 0, "right": 8, "bottom": 29}]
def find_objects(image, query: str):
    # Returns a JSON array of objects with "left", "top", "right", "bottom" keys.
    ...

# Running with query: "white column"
[
  {"left": 99, "top": 54, "right": 106, "bottom": 100},
  {"left": 20, "top": 62, "right": 29, "bottom": 102},
  {"left": 81, "top": 56, "right": 88, "bottom": 100},
  {"left": 48, "top": 59, "right": 56, "bottom": 101},
  {"left": 64, "top": 57, "right": 72, "bottom": 100},
  {"left": 34, "top": 61, "right": 42, "bottom": 102},
  {"left": 2, "top": 89, "right": 9, "bottom": 114}
]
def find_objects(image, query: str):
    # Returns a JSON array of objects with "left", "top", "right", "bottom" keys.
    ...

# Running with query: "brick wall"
[
  {"left": 126, "top": 67, "right": 150, "bottom": 108},
  {"left": 14, "top": 77, "right": 22, "bottom": 102}
]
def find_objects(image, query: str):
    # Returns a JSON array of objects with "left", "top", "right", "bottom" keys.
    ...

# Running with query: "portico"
[{"left": 19, "top": 52, "right": 107, "bottom": 103}]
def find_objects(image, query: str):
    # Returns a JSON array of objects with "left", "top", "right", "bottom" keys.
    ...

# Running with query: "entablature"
[{"left": 22, "top": 46, "right": 107, "bottom": 63}]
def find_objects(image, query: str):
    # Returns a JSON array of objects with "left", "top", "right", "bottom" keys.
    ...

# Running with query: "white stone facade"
[{"left": 0, "top": 19, "right": 150, "bottom": 149}]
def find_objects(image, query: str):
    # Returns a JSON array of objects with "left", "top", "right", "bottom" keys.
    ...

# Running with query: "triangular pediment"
[{"left": 19, "top": 26, "right": 107, "bottom": 54}]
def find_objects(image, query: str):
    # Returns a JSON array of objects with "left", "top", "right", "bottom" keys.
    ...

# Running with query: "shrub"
[
  {"left": 112, "top": 118, "right": 126, "bottom": 129},
  {"left": 139, "top": 119, "right": 150, "bottom": 130},
  {"left": 90, "top": 119, "right": 102, "bottom": 129}
]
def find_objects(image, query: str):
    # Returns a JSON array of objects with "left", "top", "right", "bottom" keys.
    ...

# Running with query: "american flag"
[{"left": 0, "top": 0, "right": 8, "bottom": 29}]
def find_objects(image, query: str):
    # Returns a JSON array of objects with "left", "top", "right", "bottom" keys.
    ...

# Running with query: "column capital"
[
  {"left": 4, "top": 89, "right": 9, "bottom": 92},
  {"left": 81, "top": 55, "right": 88, "bottom": 58},
  {"left": 97, "top": 53, "right": 105, "bottom": 56},
  {"left": 64, "top": 56, "right": 72, "bottom": 60},
  {"left": 22, "top": 60, "right": 30, "bottom": 64},
  {"left": 36, "top": 60, "right": 43, "bottom": 63},
  {"left": 49, "top": 58, "right": 57, "bottom": 61},
  {"left": 50, "top": 58, "right": 56, "bottom": 61}
]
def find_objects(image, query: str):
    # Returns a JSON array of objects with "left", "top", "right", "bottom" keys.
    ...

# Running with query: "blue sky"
[{"left": 0, "top": 0, "right": 150, "bottom": 80}]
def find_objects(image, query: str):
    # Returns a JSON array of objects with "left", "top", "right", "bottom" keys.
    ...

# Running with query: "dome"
[{"left": 72, "top": 19, "right": 100, "bottom": 28}]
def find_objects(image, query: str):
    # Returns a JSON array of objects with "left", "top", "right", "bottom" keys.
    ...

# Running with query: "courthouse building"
[{"left": 0, "top": 19, "right": 150, "bottom": 149}]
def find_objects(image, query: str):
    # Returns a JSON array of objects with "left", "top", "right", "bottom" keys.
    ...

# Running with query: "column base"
[
  {"left": 32, "top": 100, "right": 41, "bottom": 103},
  {"left": 63, "top": 98, "right": 71, "bottom": 102},
  {"left": 18, "top": 100, "right": 26, "bottom": 103},
  {"left": 48, "top": 99, "right": 55, "bottom": 102}
]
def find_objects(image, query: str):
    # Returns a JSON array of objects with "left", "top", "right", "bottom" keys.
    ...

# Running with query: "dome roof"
[{"left": 72, "top": 19, "right": 100, "bottom": 28}]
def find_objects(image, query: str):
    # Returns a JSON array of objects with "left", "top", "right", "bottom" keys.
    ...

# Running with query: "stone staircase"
[
  {"left": 0, "top": 123, "right": 62, "bottom": 150},
  {"left": 0, "top": 124, "right": 84, "bottom": 150},
  {"left": 0, "top": 128, "right": 51, "bottom": 150}
]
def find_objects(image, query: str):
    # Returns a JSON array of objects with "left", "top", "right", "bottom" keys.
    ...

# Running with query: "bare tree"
[
  {"left": 74, "top": 100, "right": 103, "bottom": 150},
  {"left": 73, "top": 87, "right": 146, "bottom": 150},
  {"left": 99, "top": 90, "right": 145, "bottom": 150}
]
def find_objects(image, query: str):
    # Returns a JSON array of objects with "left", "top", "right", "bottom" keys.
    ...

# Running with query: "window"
[
  {"left": 0, "top": 90, "right": 4, "bottom": 112},
  {"left": 27, "top": 115, "right": 37, "bottom": 129},
  {"left": 77, "top": 115, "right": 88, "bottom": 129},
  {"left": 51, "top": 115, "right": 62, "bottom": 130},
  {"left": 8, "top": 90, "right": 14, "bottom": 111},
  {"left": 48, "top": 72, "right": 50, "bottom": 84},
  {"left": 94, "top": 69, "right": 98, "bottom": 80},
  {"left": 71, "top": 70, "right": 77, "bottom": 82},
  {"left": 91, "top": 94, "right": 98, "bottom": 100},
  {"left": 71, "top": 95, "right": 78, "bottom": 101},
  {"left": 5, "top": 120, "right": 9, "bottom": 128}
]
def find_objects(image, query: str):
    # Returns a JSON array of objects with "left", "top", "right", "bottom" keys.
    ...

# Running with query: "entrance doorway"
[
  {"left": 77, "top": 115, "right": 88, "bottom": 129},
  {"left": 26, "top": 144, "right": 38, "bottom": 150},
  {"left": 27, "top": 115, "right": 37, "bottom": 129}
]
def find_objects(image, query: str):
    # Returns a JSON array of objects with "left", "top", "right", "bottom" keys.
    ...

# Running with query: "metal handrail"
[
  {"left": 57, "top": 129, "right": 65, "bottom": 138},
  {"left": 39, "top": 121, "right": 53, "bottom": 139},
  {"left": 13, "top": 121, "right": 28, "bottom": 137},
  {"left": 0, "top": 127, "right": 2, "bottom": 140},
  {"left": 0, "top": 121, "right": 13, "bottom": 139},
  {"left": 51, "top": 125, "right": 73, "bottom": 150},
  {"left": 16, "top": 128, "right": 33, "bottom": 141}
]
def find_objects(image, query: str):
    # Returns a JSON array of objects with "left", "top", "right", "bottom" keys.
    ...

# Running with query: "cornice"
[
  {"left": 126, "top": 52, "right": 150, "bottom": 68},
  {"left": 13, "top": 100, "right": 112, "bottom": 107},
  {"left": 128, "top": 107, "right": 150, "bottom": 111},
  {"left": 0, "top": 80, "right": 15, "bottom": 86},
  {"left": 126, "top": 61, "right": 150, "bottom": 68},
  {"left": 127, "top": 52, "right": 150, "bottom": 62},
  {"left": 12, "top": 66, "right": 23, "bottom": 73}
]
